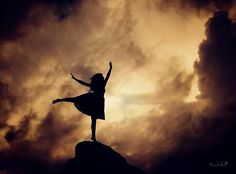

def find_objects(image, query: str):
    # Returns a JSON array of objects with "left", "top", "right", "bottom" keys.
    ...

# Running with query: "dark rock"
[{"left": 61, "top": 141, "right": 145, "bottom": 174}]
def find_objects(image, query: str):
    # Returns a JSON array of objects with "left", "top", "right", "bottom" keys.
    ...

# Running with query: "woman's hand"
[
  {"left": 71, "top": 73, "right": 75, "bottom": 79},
  {"left": 109, "top": 61, "right": 112, "bottom": 68}
]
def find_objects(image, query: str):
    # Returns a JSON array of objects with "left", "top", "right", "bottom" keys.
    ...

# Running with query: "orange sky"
[{"left": 1, "top": 0, "right": 225, "bottom": 172}]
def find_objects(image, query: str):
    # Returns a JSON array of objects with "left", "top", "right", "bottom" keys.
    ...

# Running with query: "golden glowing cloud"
[{"left": 1, "top": 0, "right": 215, "bottom": 171}]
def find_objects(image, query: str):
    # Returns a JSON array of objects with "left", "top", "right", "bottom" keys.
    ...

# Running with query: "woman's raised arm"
[
  {"left": 104, "top": 62, "right": 112, "bottom": 86},
  {"left": 71, "top": 73, "right": 90, "bottom": 87}
]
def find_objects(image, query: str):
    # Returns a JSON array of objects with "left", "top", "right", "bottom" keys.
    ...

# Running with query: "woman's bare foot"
[
  {"left": 91, "top": 136, "right": 97, "bottom": 142},
  {"left": 52, "top": 99, "right": 61, "bottom": 104}
]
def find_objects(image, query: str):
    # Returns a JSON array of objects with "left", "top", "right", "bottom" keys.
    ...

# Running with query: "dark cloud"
[
  {"left": 4, "top": 113, "right": 34, "bottom": 142},
  {"left": 0, "top": 109, "right": 78, "bottom": 174},
  {"left": 149, "top": 105, "right": 236, "bottom": 174},
  {"left": 195, "top": 11, "right": 236, "bottom": 106},
  {"left": 148, "top": 11, "right": 236, "bottom": 174},
  {"left": 155, "top": 0, "right": 236, "bottom": 13},
  {"left": 0, "top": 0, "right": 81, "bottom": 41},
  {"left": 186, "top": 0, "right": 235, "bottom": 10},
  {"left": 0, "top": 81, "right": 15, "bottom": 128},
  {"left": 155, "top": 0, "right": 236, "bottom": 14}
]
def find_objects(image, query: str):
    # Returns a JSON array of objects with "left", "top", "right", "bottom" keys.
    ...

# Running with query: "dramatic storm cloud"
[
  {"left": 1, "top": 0, "right": 236, "bottom": 174},
  {"left": 149, "top": 10, "right": 236, "bottom": 174},
  {"left": 156, "top": 0, "right": 236, "bottom": 11}
]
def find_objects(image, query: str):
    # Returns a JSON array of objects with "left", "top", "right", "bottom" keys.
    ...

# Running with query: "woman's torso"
[{"left": 90, "top": 83, "right": 105, "bottom": 96}]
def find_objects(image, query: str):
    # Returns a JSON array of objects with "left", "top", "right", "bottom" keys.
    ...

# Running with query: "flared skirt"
[{"left": 73, "top": 92, "right": 105, "bottom": 120}]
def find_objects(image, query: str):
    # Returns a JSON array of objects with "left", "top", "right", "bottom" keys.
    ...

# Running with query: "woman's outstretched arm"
[
  {"left": 104, "top": 62, "right": 112, "bottom": 86},
  {"left": 71, "top": 73, "right": 91, "bottom": 87}
]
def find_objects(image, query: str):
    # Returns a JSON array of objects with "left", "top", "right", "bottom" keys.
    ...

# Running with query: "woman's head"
[
  {"left": 90, "top": 73, "right": 104, "bottom": 90},
  {"left": 90, "top": 73, "right": 104, "bottom": 82}
]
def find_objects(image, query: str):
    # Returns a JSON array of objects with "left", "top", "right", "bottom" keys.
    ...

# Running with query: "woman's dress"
[{"left": 73, "top": 85, "right": 105, "bottom": 120}]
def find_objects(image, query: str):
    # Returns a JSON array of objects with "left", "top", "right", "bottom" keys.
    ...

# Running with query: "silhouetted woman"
[{"left": 52, "top": 62, "right": 112, "bottom": 141}]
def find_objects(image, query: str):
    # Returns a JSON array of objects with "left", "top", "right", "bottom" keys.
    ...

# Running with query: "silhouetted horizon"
[{"left": 61, "top": 141, "right": 146, "bottom": 174}]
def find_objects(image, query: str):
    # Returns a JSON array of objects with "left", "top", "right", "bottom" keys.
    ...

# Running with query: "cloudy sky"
[{"left": 1, "top": 0, "right": 236, "bottom": 173}]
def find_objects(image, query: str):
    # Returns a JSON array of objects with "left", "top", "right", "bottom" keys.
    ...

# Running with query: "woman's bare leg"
[
  {"left": 52, "top": 97, "right": 76, "bottom": 104},
  {"left": 91, "top": 117, "right": 97, "bottom": 141}
]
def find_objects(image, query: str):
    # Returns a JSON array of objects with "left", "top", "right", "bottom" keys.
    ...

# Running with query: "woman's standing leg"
[{"left": 91, "top": 117, "right": 97, "bottom": 141}]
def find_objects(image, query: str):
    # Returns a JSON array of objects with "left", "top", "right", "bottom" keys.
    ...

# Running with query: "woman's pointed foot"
[
  {"left": 91, "top": 136, "right": 97, "bottom": 142},
  {"left": 52, "top": 99, "right": 61, "bottom": 104}
]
